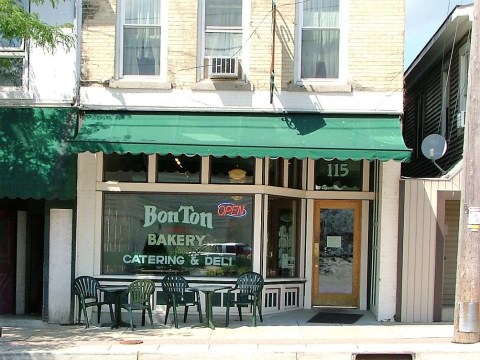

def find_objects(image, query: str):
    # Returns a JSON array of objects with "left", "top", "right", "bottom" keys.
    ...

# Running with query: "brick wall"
[
  {"left": 81, "top": 0, "right": 116, "bottom": 83},
  {"left": 80, "top": 0, "right": 405, "bottom": 92},
  {"left": 348, "top": 0, "right": 405, "bottom": 92}
]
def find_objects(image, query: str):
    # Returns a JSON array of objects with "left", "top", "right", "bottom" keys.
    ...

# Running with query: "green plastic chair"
[
  {"left": 121, "top": 279, "right": 156, "bottom": 331},
  {"left": 162, "top": 274, "right": 203, "bottom": 328},
  {"left": 73, "top": 276, "right": 114, "bottom": 328},
  {"left": 225, "top": 271, "right": 264, "bottom": 327}
]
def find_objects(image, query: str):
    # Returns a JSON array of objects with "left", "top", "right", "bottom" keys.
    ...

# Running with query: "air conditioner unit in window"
[
  {"left": 208, "top": 57, "right": 238, "bottom": 78},
  {"left": 456, "top": 111, "right": 466, "bottom": 128}
]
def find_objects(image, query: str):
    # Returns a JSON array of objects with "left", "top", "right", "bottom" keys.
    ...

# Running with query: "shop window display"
[
  {"left": 210, "top": 156, "right": 255, "bottom": 184},
  {"left": 266, "top": 197, "right": 300, "bottom": 278},
  {"left": 102, "top": 193, "right": 253, "bottom": 277}
]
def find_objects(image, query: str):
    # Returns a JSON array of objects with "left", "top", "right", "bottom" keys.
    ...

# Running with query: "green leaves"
[{"left": 0, "top": 0, "right": 76, "bottom": 52}]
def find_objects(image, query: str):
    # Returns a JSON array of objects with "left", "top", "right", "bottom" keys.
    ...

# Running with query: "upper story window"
[
  {"left": 200, "top": 0, "right": 246, "bottom": 80},
  {"left": 0, "top": 1, "right": 26, "bottom": 87},
  {"left": 117, "top": 0, "right": 166, "bottom": 79},
  {"left": 297, "top": 0, "right": 342, "bottom": 81}
]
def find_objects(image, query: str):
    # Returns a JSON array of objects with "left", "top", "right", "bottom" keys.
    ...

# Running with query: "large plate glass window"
[
  {"left": 314, "top": 159, "right": 362, "bottom": 191},
  {"left": 102, "top": 193, "right": 253, "bottom": 276},
  {"left": 300, "top": 0, "right": 340, "bottom": 79},
  {"left": 202, "top": 0, "right": 243, "bottom": 80},
  {"left": 120, "top": 0, "right": 162, "bottom": 76}
]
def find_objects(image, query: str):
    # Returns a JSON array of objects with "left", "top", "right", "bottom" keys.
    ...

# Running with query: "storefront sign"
[{"left": 144, "top": 205, "right": 213, "bottom": 228}]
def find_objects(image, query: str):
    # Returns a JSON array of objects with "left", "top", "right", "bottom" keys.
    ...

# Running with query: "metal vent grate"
[{"left": 209, "top": 57, "right": 238, "bottom": 78}]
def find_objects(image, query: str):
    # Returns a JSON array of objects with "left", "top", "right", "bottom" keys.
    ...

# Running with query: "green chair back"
[
  {"left": 73, "top": 276, "right": 113, "bottom": 328},
  {"left": 162, "top": 274, "right": 203, "bottom": 328}
]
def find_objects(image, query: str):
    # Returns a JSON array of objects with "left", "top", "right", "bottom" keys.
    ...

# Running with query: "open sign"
[{"left": 217, "top": 203, "right": 247, "bottom": 217}]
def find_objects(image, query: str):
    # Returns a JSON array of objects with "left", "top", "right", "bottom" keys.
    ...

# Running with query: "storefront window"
[
  {"left": 288, "top": 158, "right": 303, "bottom": 189},
  {"left": 314, "top": 159, "right": 362, "bottom": 191},
  {"left": 210, "top": 156, "right": 255, "bottom": 184},
  {"left": 266, "top": 197, "right": 300, "bottom": 278},
  {"left": 102, "top": 193, "right": 253, "bottom": 277},
  {"left": 103, "top": 153, "right": 148, "bottom": 182},
  {"left": 157, "top": 154, "right": 201, "bottom": 183},
  {"left": 268, "top": 158, "right": 283, "bottom": 187}
]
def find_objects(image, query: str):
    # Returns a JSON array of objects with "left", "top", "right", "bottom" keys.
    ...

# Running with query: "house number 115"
[{"left": 327, "top": 163, "right": 349, "bottom": 177}]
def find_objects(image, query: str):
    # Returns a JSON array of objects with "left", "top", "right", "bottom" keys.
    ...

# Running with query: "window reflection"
[{"left": 102, "top": 193, "right": 253, "bottom": 277}]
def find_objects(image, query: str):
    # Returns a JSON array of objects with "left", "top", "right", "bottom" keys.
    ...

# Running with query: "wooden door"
[{"left": 312, "top": 200, "right": 361, "bottom": 307}]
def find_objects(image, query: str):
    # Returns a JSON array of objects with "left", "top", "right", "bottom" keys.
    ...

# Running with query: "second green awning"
[
  {"left": 0, "top": 107, "right": 77, "bottom": 200},
  {"left": 69, "top": 112, "right": 411, "bottom": 162}
]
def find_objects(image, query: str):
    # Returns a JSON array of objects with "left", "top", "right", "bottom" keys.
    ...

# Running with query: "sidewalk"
[{"left": 1, "top": 309, "right": 480, "bottom": 360}]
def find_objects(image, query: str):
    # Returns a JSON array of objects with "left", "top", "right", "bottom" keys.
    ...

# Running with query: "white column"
[
  {"left": 375, "top": 160, "right": 401, "bottom": 321},
  {"left": 48, "top": 209, "right": 73, "bottom": 323},
  {"left": 76, "top": 152, "right": 98, "bottom": 276}
]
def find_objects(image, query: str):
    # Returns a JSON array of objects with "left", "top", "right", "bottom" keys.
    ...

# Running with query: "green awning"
[
  {"left": 0, "top": 107, "right": 77, "bottom": 200},
  {"left": 69, "top": 112, "right": 411, "bottom": 162}
]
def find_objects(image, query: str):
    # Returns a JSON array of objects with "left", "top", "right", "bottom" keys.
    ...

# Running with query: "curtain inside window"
[
  {"left": 301, "top": 0, "right": 339, "bottom": 79},
  {"left": 204, "top": 0, "right": 242, "bottom": 57},
  {"left": 123, "top": 0, "right": 161, "bottom": 75}
]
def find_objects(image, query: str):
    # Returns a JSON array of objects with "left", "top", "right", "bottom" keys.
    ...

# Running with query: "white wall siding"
[
  {"left": 80, "top": 87, "right": 403, "bottom": 114},
  {"left": 400, "top": 168, "right": 463, "bottom": 322}
]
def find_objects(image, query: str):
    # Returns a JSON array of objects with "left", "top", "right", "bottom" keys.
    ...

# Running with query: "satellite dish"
[
  {"left": 421, "top": 134, "right": 447, "bottom": 175},
  {"left": 421, "top": 134, "right": 447, "bottom": 160}
]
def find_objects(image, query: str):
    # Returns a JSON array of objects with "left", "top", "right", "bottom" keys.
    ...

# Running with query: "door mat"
[{"left": 307, "top": 312, "right": 363, "bottom": 324}]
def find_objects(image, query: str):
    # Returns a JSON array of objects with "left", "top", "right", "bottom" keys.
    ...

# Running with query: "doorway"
[
  {"left": 441, "top": 199, "right": 460, "bottom": 321},
  {"left": 0, "top": 210, "right": 16, "bottom": 314},
  {"left": 312, "top": 200, "right": 361, "bottom": 307}
]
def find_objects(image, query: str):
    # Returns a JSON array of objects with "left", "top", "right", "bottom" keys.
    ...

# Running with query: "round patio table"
[
  {"left": 190, "top": 285, "right": 232, "bottom": 329},
  {"left": 99, "top": 285, "right": 130, "bottom": 329}
]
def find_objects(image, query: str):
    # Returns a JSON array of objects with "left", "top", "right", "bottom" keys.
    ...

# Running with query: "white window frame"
[
  {"left": 197, "top": 0, "right": 250, "bottom": 81},
  {"left": 115, "top": 0, "right": 168, "bottom": 81},
  {"left": 458, "top": 41, "right": 470, "bottom": 113},
  {"left": 294, "top": 0, "right": 348, "bottom": 85},
  {"left": 0, "top": 0, "right": 28, "bottom": 89}
]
